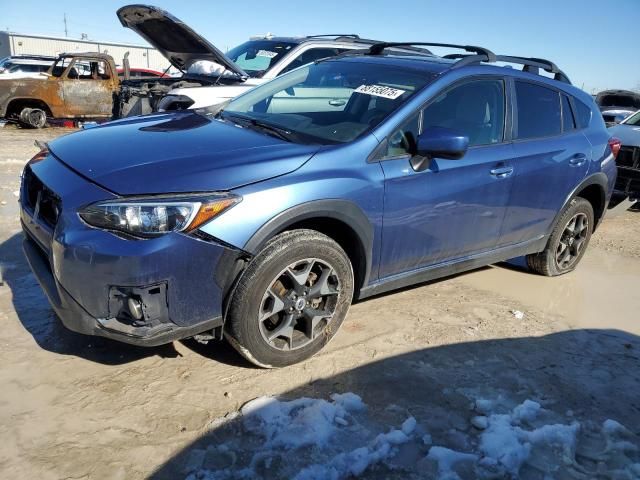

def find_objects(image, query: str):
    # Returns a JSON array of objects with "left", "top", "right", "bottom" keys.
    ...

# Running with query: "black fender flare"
[
  {"left": 243, "top": 199, "right": 374, "bottom": 289},
  {"left": 549, "top": 172, "right": 608, "bottom": 236}
]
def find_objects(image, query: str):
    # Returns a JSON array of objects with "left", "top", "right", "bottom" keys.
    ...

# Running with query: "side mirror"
[{"left": 412, "top": 127, "right": 469, "bottom": 172}]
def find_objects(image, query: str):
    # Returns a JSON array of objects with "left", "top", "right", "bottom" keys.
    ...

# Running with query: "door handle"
[
  {"left": 328, "top": 99, "right": 346, "bottom": 107},
  {"left": 490, "top": 166, "right": 514, "bottom": 178},
  {"left": 569, "top": 155, "right": 587, "bottom": 166}
]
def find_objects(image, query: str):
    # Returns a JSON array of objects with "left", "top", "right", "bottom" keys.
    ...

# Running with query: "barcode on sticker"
[
  {"left": 354, "top": 84, "right": 406, "bottom": 99},
  {"left": 257, "top": 50, "right": 278, "bottom": 58}
]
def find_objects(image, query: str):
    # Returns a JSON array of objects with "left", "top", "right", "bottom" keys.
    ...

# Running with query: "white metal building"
[{"left": 0, "top": 31, "right": 171, "bottom": 72}]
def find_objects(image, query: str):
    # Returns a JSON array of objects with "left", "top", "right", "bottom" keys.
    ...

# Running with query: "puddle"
[{"left": 459, "top": 249, "right": 640, "bottom": 335}]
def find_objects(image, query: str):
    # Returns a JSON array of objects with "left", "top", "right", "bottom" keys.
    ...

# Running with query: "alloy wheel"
[
  {"left": 258, "top": 258, "right": 341, "bottom": 351},
  {"left": 555, "top": 212, "right": 589, "bottom": 270}
]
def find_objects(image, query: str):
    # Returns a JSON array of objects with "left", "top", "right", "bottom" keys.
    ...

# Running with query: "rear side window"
[
  {"left": 572, "top": 99, "right": 592, "bottom": 129},
  {"left": 561, "top": 94, "right": 576, "bottom": 131},
  {"left": 515, "top": 81, "right": 561, "bottom": 139}
]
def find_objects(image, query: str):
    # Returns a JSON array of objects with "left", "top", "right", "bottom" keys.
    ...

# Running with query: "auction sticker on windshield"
[
  {"left": 355, "top": 84, "right": 406, "bottom": 100},
  {"left": 257, "top": 50, "right": 278, "bottom": 58}
]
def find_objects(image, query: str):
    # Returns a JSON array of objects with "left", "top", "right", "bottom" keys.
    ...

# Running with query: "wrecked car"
[
  {"left": 115, "top": 4, "right": 387, "bottom": 115},
  {"left": 609, "top": 110, "right": 640, "bottom": 200},
  {"left": 596, "top": 89, "right": 640, "bottom": 126},
  {"left": 21, "top": 41, "right": 617, "bottom": 367},
  {"left": 0, "top": 55, "right": 56, "bottom": 75},
  {"left": 0, "top": 52, "right": 119, "bottom": 128}
]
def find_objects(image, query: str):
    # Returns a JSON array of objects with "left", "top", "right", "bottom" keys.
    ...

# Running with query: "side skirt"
[{"left": 358, "top": 236, "right": 547, "bottom": 300}]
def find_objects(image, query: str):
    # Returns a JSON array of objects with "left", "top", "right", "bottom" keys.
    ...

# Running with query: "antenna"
[{"left": 63, "top": 13, "right": 68, "bottom": 37}]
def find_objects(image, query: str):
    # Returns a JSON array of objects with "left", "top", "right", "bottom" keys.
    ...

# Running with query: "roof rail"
[
  {"left": 496, "top": 56, "right": 571, "bottom": 83},
  {"left": 441, "top": 52, "right": 571, "bottom": 84},
  {"left": 368, "top": 42, "right": 496, "bottom": 61},
  {"left": 359, "top": 41, "right": 572, "bottom": 85},
  {"left": 306, "top": 34, "right": 361, "bottom": 39}
]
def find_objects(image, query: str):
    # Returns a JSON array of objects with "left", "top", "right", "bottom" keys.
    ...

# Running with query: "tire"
[
  {"left": 19, "top": 107, "right": 47, "bottom": 129},
  {"left": 526, "top": 197, "right": 594, "bottom": 276},
  {"left": 225, "top": 229, "right": 354, "bottom": 368}
]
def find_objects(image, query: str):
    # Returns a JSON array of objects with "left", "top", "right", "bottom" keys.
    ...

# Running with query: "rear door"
[
  {"left": 500, "top": 81, "right": 590, "bottom": 246},
  {"left": 379, "top": 77, "right": 516, "bottom": 278}
]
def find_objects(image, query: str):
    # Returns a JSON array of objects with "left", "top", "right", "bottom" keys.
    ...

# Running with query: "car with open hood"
[
  {"left": 115, "top": 4, "right": 393, "bottom": 115},
  {"left": 21, "top": 41, "right": 617, "bottom": 367},
  {"left": 596, "top": 89, "right": 640, "bottom": 126}
]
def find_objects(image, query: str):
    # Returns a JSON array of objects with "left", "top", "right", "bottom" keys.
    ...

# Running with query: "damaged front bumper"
[{"left": 20, "top": 153, "right": 244, "bottom": 346}]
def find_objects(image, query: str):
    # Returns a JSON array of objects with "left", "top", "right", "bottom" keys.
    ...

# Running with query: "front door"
[
  {"left": 61, "top": 58, "right": 114, "bottom": 118},
  {"left": 378, "top": 78, "right": 515, "bottom": 278}
]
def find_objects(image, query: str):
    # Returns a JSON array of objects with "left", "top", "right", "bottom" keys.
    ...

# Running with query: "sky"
[{"left": 1, "top": 0, "right": 638, "bottom": 94}]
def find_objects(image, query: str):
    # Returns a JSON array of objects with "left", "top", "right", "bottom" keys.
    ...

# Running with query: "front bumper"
[
  {"left": 22, "top": 234, "right": 224, "bottom": 346},
  {"left": 20, "top": 153, "right": 243, "bottom": 346}
]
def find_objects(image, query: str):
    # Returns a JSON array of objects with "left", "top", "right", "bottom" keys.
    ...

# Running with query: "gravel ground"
[{"left": 0, "top": 126, "right": 638, "bottom": 479}]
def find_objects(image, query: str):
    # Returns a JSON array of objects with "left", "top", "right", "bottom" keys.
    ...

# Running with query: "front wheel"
[
  {"left": 225, "top": 229, "right": 354, "bottom": 368},
  {"left": 19, "top": 107, "right": 48, "bottom": 128},
  {"left": 526, "top": 197, "right": 594, "bottom": 276}
]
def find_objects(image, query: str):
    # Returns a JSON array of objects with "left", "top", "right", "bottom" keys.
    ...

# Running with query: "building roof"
[{"left": 0, "top": 30, "right": 152, "bottom": 49}]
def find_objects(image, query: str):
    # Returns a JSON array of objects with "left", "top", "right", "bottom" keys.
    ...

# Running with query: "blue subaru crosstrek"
[{"left": 20, "top": 42, "right": 619, "bottom": 367}]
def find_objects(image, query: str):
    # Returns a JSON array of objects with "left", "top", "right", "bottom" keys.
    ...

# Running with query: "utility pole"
[{"left": 64, "top": 13, "right": 68, "bottom": 37}]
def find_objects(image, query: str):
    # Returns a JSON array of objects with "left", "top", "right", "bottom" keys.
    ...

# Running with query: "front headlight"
[{"left": 78, "top": 193, "right": 240, "bottom": 238}]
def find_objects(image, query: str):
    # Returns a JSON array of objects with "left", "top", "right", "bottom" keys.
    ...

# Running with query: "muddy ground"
[{"left": 0, "top": 126, "right": 638, "bottom": 479}]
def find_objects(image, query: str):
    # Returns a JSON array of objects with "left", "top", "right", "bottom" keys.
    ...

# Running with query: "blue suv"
[{"left": 20, "top": 42, "right": 618, "bottom": 367}]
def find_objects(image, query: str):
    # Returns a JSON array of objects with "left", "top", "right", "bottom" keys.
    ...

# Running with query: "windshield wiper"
[
  {"left": 247, "top": 119, "right": 294, "bottom": 142},
  {"left": 221, "top": 112, "right": 294, "bottom": 142}
]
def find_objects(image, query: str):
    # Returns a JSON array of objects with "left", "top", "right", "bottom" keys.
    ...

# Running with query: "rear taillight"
[{"left": 608, "top": 137, "right": 622, "bottom": 159}]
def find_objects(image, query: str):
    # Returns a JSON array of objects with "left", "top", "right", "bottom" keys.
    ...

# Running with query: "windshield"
[
  {"left": 623, "top": 110, "right": 640, "bottom": 126},
  {"left": 222, "top": 60, "right": 434, "bottom": 144},
  {"left": 226, "top": 40, "right": 296, "bottom": 78}
]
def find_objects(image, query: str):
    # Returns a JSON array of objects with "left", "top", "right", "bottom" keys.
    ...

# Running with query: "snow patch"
[
  {"left": 188, "top": 394, "right": 639, "bottom": 480},
  {"left": 479, "top": 400, "right": 579, "bottom": 476},
  {"left": 427, "top": 446, "right": 478, "bottom": 479},
  {"left": 293, "top": 425, "right": 412, "bottom": 480},
  {"left": 241, "top": 394, "right": 363, "bottom": 449}
]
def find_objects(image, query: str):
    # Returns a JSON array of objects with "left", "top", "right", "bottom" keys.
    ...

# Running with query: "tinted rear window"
[
  {"left": 573, "top": 99, "right": 592, "bottom": 129},
  {"left": 515, "top": 81, "right": 561, "bottom": 139}
]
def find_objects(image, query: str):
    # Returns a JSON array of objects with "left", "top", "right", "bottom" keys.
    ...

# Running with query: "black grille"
[{"left": 22, "top": 166, "right": 61, "bottom": 229}]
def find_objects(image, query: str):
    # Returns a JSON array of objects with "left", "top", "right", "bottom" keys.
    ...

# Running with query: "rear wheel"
[
  {"left": 526, "top": 198, "right": 593, "bottom": 276},
  {"left": 225, "top": 230, "right": 354, "bottom": 368}
]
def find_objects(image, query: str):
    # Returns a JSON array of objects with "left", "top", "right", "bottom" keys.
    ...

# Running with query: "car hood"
[
  {"left": 47, "top": 111, "right": 320, "bottom": 195},
  {"left": 117, "top": 4, "right": 247, "bottom": 78},
  {"left": 609, "top": 123, "right": 640, "bottom": 147}
]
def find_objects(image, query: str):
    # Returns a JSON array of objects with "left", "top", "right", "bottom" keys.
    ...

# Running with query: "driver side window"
[{"left": 422, "top": 79, "right": 505, "bottom": 147}]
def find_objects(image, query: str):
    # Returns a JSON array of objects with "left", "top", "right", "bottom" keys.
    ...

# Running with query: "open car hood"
[{"left": 117, "top": 4, "right": 247, "bottom": 78}]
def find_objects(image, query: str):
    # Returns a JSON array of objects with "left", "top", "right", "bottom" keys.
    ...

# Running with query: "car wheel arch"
[
  {"left": 6, "top": 97, "right": 53, "bottom": 117},
  {"left": 243, "top": 199, "right": 374, "bottom": 298},
  {"left": 554, "top": 173, "right": 608, "bottom": 234}
]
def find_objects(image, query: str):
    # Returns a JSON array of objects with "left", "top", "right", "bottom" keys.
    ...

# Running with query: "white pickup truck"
[{"left": 116, "top": 5, "right": 387, "bottom": 115}]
